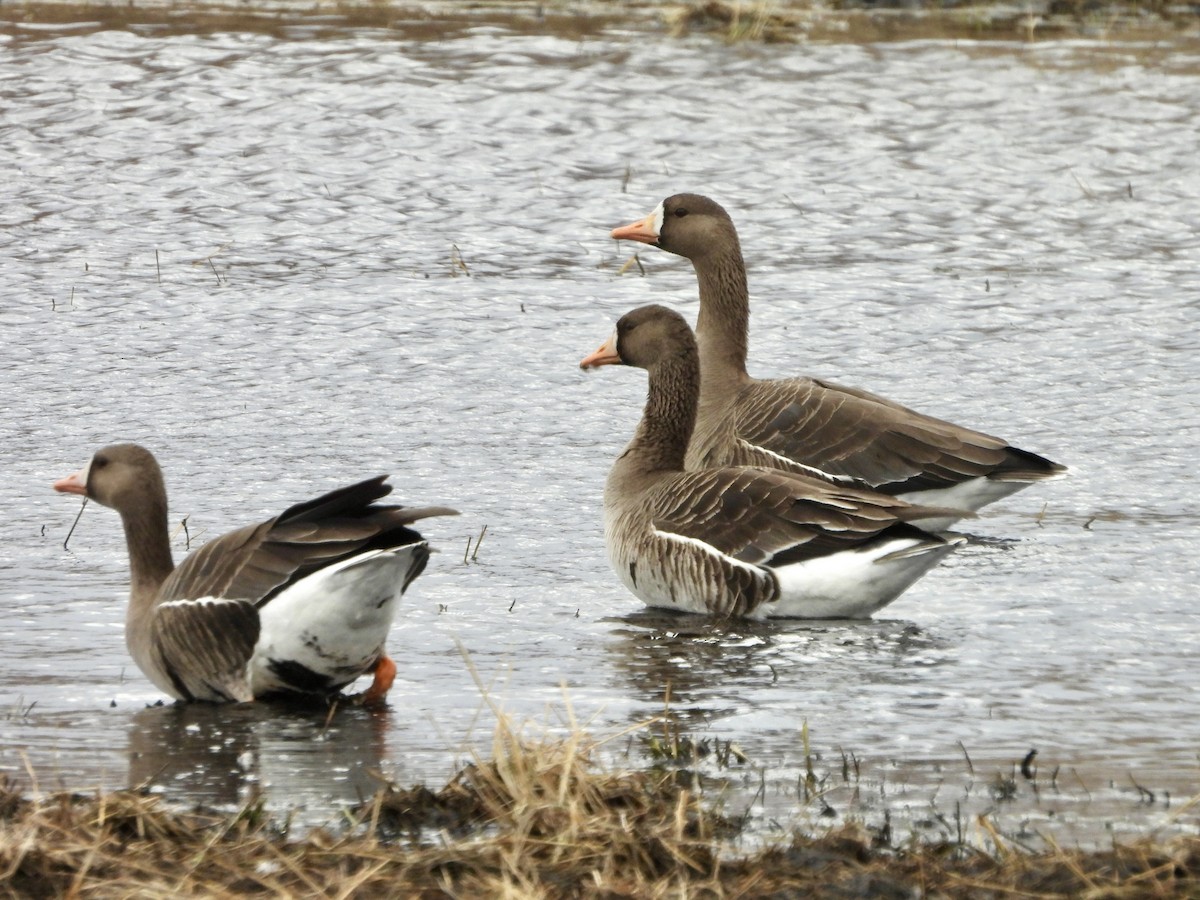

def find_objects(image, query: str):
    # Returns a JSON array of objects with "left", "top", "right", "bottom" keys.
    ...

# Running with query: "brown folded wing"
[
  {"left": 648, "top": 466, "right": 938, "bottom": 569},
  {"left": 721, "top": 377, "right": 1062, "bottom": 492}
]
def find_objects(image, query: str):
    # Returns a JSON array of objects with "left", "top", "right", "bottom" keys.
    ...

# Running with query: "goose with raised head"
[
  {"left": 53, "top": 443, "right": 457, "bottom": 705},
  {"left": 612, "top": 194, "right": 1066, "bottom": 529},
  {"left": 581, "top": 305, "right": 964, "bottom": 619}
]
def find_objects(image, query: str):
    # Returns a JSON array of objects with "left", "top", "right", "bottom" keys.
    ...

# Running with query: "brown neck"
[
  {"left": 621, "top": 350, "right": 698, "bottom": 477},
  {"left": 118, "top": 496, "right": 175, "bottom": 610},
  {"left": 692, "top": 243, "right": 750, "bottom": 390}
]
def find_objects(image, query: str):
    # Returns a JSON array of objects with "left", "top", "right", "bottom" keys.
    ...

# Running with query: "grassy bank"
[
  {"left": 2, "top": 0, "right": 1199, "bottom": 43},
  {"left": 3, "top": 719, "right": 1198, "bottom": 898}
]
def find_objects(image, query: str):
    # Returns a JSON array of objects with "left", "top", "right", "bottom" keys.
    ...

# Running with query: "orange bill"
[
  {"left": 53, "top": 468, "right": 88, "bottom": 495},
  {"left": 580, "top": 331, "right": 621, "bottom": 369},
  {"left": 610, "top": 211, "right": 660, "bottom": 245}
]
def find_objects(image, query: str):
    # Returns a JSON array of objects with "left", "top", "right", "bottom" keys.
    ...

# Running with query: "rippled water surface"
[{"left": 2, "top": 21, "right": 1198, "bottom": 846}]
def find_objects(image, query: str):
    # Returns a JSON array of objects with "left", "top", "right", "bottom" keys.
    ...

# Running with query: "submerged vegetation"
[{"left": 2, "top": 716, "right": 1198, "bottom": 897}]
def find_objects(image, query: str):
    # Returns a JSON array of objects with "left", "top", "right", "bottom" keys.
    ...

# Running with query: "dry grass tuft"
[
  {"left": 664, "top": 0, "right": 1200, "bottom": 42},
  {"left": 2, "top": 721, "right": 1200, "bottom": 897},
  {"left": 362, "top": 721, "right": 735, "bottom": 895}
]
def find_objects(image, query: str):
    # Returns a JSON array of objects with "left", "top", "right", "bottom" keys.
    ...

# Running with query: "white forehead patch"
[{"left": 649, "top": 202, "right": 664, "bottom": 238}]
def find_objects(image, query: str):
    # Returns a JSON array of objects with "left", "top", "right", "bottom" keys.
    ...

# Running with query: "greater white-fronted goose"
[
  {"left": 53, "top": 444, "right": 457, "bottom": 705},
  {"left": 580, "top": 305, "right": 964, "bottom": 619},
  {"left": 612, "top": 194, "right": 1066, "bottom": 529}
]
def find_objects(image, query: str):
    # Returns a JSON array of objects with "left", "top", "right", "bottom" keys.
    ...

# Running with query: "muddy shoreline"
[
  {"left": 3, "top": 0, "right": 1199, "bottom": 43},
  {"left": 5, "top": 721, "right": 1200, "bottom": 898}
]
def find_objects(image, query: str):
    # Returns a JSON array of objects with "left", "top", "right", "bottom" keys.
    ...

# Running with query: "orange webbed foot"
[{"left": 352, "top": 655, "right": 396, "bottom": 709}]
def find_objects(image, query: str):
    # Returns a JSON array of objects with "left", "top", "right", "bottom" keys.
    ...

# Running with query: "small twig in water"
[
  {"left": 1072, "top": 767, "right": 1092, "bottom": 802},
  {"left": 471, "top": 524, "right": 487, "bottom": 562},
  {"left": 320, "top": 699, "right": 339, "bottom": 736},
  {"left": 169, "top": 516, "right": 202, "bottom": 549},
  {"left": 451, "top": 244, "right": 471, "bottom": 277},
  {"left": 1070, "top": 168, "right": 1096, "bottom": 199},
  {"left": 1021, "top": 748, "right": 1038, "bottom": 780},
  {"left": 617, "top": 253, "right": 645, "bottom": 277},
  {"left": 156, "top": 249, "right": 162, "bottom": 284},
  {"left": 1130, "top": 774, "right": 1155, "bottom": 804},
  {"left": 958, "top": 740, "right": 975, "bottom": 775},
  {"left": 800, "top": 720, "right": 816, "bottom": 801},
  {"left": 621, "top": 164, "right": 632, "bottom": 193},
  {"left": 63, "top": 498, "right": 89, "bottom": 551},
  {"left": 208, "top": 257, "right": 222, "bottom": 285}
]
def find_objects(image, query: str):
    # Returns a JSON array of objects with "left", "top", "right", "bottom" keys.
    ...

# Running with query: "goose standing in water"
[
  {"left": 581, "top": 305, "right": 964, "bottom": 619},
  {"left": 612, "top": 194, "right": 1066, "bottom": 529},
  {"left": 53, "top": 444, "right": 457, "bottom": 705}
]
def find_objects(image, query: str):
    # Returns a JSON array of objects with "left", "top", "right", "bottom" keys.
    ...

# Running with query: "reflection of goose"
[
  {"left": 128, "top": 702, "right": 260, "bottom": 809},
  {"left": 582, "top": 305, "right": 962, "bottom": 620},
  {"left": 54, "top": 444, "right": 457, "bottom": 704},
  {"left": 605, "top": 612, "right": 780, "bottom": 711},
  {"left": 605, "top": 611, "right": 949, "bottom": 720},
  {"left": 128, "top": 702, "right": 389, "bottom": 815},
  {"left": 612, "top": 194, "right": 1066, "bottom": 529}
]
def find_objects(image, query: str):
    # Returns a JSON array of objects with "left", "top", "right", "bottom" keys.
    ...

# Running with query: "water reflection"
[
  {"left": 129, "top": 701, "right": 390, "bottom": 813},
  {"left": 606, "top": 611, "right": 951, "bottom": 725}
]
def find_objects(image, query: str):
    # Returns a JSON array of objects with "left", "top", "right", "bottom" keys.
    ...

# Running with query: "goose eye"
[
  {"left": 93, "top": 456, "right": 108, "bottom": 469},
  {"left": 673, "top": 207, "right": 688, "bottom": 218}
]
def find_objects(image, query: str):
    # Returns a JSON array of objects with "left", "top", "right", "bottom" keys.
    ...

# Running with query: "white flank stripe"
[
  {"left": 735, "top": 438, "right": 861, "bottom": 485},
  {"left": 652, "top": 527, "right": 761, "bottom": 576},
  {"left": 160, "top": 596, "right": 248, "bottom": 609}
]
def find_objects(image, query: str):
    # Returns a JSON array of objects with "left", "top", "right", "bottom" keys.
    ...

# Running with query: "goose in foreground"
[
  {"left": 580, "top": 305, "right": 965, "bottom": 619},
  {"left": 53, "top": 444, "right": 457, "bottom": 705},
  {"left": 612, "top": 194, "right": 1066, "bottom": 529}
]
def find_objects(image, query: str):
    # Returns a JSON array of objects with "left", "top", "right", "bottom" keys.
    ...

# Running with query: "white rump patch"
[
  {"left": 769, "top": 535, "right": 958, "bottom": 619},
  {"left": 249, "top": 546, "right": 421, "bottom": 696},
  {"left": 897, "top": 476, "right": 1025, "bottom": 529}
]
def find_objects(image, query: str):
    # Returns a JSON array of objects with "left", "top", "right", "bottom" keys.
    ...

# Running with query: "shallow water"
[{"left": 1, "top": 21, "right": 1198, "bottom": 848}]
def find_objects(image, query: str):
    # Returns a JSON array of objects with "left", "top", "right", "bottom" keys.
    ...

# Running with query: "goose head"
[
  {"left": 53, "top": 442, "right": 166, "bottom": 516},
  {"left": 579, "top": 304, "right": 695, "bottom": 373},
  {"left": 610, "top": 193, "right": 738, "bottom": 262}
]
